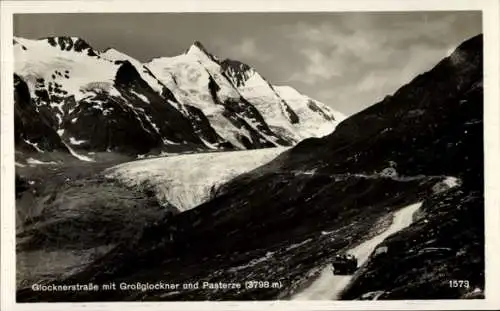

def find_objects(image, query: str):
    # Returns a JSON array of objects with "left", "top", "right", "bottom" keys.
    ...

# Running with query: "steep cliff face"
[{"left": 14, "top": 74, "right": 69, "bottom": 153}]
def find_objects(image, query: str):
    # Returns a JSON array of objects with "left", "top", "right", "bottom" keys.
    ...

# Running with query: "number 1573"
[{"left": 449, "top": 280, "right": 470, "bottom": 288}]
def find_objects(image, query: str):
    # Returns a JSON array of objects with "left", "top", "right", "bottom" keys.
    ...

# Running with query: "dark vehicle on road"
[{"left": 331, "top": 253, "right": 358, "bottom": 275}]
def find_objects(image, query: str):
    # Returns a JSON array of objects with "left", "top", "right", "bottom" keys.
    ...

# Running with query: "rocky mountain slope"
[
  {"left": 16, "top": 33, "right": 483, "bottom": 302},
  {"left": 14, "top": 36, "right": 344, "bottom": 160}
]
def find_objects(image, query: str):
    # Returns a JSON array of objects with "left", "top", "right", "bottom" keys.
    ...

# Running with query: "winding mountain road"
[{"left": 292, "top": 202, "right": 422, "bottom": 300}]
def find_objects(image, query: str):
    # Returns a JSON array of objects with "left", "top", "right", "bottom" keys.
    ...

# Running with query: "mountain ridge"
[{"left": 14, "top": 36, "right": 344, "bottom": 160}]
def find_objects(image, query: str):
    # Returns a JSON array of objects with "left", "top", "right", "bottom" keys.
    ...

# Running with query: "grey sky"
[{"left": 14, "top": 12, "right": 481, "bottom": 115}]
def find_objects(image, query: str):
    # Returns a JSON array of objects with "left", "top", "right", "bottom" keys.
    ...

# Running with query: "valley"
[{"left": 13, "top": 31, "right": 484, "bottom": 302}]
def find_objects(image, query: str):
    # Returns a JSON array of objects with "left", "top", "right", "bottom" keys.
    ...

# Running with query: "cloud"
[
  {"left": 219, "top": 37, "right": 272, "bottom": 61},
  {"left": 289, "top": 48, "right": 343, "bottom": 84},
  {"left": 278, "top": 12, "right": 481, "bottom": 115},
  {"left": 237, "top": 38, "right": 258, "bottom": 57},
  {"left": 285, "top": 21, "right": 395, "bottom": 84},
  {"left": 12, "top": 11, "right": 480, "bottom": 116},
  {"left": 283, "top": 13, "right": 469, "bottom": 86},
  {"left": 312, "top": 45, "right": 449, "bottom": 113}
]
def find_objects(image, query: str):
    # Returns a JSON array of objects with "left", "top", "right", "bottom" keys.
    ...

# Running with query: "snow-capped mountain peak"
[
  {"left": 190, "top": 40, "right": 209, "bottom": 53},
  {"left": 14, "top": 35, "right": 346, "bottom": 159},
  {"left": 13, "top": 36, "right": 120, "bottom": 103},
  {"left": 14, "top": 36, "right": 95, "bottom": 52},
  {"left": 101, "top": 47, "right": 129, "bottom": 60},
  {"left": 185, "top": 40, "right": 219, "bottom": 63},
  {"left": 45, "top": 36, "right": 100, "bottom": 57},
  {"left": 273, "top": 85, "right": 302, "bottom": 98},
  {"left": 274, "top": 85, "right": 346, "bottom": 137}
]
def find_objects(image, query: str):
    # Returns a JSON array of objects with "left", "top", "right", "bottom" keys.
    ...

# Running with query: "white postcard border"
[{"left": 1, "top": 1, "right": 499, "bottom": 310}]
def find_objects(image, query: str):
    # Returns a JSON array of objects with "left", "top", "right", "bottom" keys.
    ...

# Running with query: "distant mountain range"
[{"left": 13, "top": 36, "right": 345, "bottom": 159}]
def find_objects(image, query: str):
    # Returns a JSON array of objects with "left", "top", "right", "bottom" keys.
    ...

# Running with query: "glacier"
[{"left": 105, "top": 147, "right": 289, "bottom": 212}]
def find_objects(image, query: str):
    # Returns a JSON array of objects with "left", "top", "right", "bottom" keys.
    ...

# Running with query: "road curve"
[{"left": 291, "top": 202, "right": 422, "bottom": 300}]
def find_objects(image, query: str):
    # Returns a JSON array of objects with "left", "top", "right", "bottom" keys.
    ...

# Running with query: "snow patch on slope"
[
  {"left": 63, "top": 142, "right": 94, "bottom": 162},
  {"left": 432, "top": 176, "right": 462, "bottom": 194},
  {"left": 24, "top": 139, "right": 45, "bottom": 153},
  {"left": 69, "top": 137, "right": 87, "bottom": 145},
  {"left": 14, "top": 36, "right": 120, "bottom": 102},
  {"left": 105, "top": 147, "right": 288, "bottom": 212},
  {"left": 130, "top": 90, "right": 150, "bottom": 103},
  {"left": 26, "top": 158, "right": 58, "bottom": 165}
]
